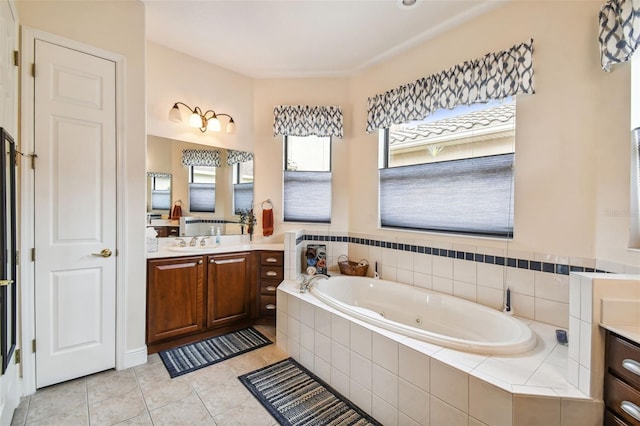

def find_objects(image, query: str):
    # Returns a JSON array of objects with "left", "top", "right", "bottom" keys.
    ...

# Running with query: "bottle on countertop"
[{"left": 215, "top": 227, "right": 221, "bottom": 245}]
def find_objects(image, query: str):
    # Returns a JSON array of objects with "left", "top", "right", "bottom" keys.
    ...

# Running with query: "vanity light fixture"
[{"left": 168, "top": 102, "right": 236, "bottom": 134}]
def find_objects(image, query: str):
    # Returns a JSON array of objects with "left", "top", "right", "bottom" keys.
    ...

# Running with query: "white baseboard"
[{"left": 123, "top": 346, "right": 147, "bottom": 369}]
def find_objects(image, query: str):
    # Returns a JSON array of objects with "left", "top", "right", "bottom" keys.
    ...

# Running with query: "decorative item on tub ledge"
[
  {"left": 168, "top": 101, "right": 236, "bottom": 133},
  {"left": 338, "top": 255, "right": 369, "bottom": 276}
]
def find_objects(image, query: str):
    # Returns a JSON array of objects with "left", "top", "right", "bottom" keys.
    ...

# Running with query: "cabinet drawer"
[
  {"left": 261, "top": 252, "right": 283, "bottom": 266},
  {"left": 260, "top": 281, "right": 280, "bottom": 295},
  {"left": 605, "top": 409, "right": 633, "bottom": 426},
  {"left": 605, "top": 374, "right": 640, "bottom": 424},
  {"left": 608, "top": 333, "right": 640, "bottom": 390},
  {"left": 260, "top": 267, "right": 283, "bottom": 280},
  {"left": 260, "top": 295, "right": 277, "bottom": 316}
]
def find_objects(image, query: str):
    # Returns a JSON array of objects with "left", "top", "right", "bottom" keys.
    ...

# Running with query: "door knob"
[
  {"left": 0, "top": 280, "right": 13, "bottom": 287},
  {"left": 91, "top": 249, "right": 112, "bottom": 258}
]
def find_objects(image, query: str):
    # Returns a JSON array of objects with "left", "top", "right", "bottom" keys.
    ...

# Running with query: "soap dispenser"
[{"left": 215, "top": 227, "right": 221, "bottom": 245}]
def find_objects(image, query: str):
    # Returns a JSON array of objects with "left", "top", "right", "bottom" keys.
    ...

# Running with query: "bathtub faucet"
[{"left": 299, "top": 274, "right": 330, "bottom": 293}]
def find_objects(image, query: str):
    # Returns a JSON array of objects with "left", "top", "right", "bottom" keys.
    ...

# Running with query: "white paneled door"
[{"left": 33, "top": 39, "right": 117, "bottom": 388}]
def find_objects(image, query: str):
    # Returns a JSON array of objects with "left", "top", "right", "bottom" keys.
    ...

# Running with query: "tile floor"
[{"left": 10, "top": 325, "right": 290, "bottom": 426}]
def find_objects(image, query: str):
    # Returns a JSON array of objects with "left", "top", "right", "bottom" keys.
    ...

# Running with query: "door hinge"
[
  {"left": 32, "top": 339, "right": 36, "bottom": 353},
  {"left": 13, "top": 51, "right": 19, "bottom": 67},
  {"left": 30, "top": 153, "right": 37, "bottom": 169},
  {"left": 31, "top": 248, "right": 35, "bottom": 262},
  {"left": 14, "top": 348, "right": 20, "bottom": 364},
  {"left": 31, "top": 63, "right": 35, "bottom": 77},
  {"left": 15, "top": 250, "right": 19, "bottom": 266}
]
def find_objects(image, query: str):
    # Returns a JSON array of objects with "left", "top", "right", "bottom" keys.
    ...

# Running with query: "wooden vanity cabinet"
[
  {"left": 257, "top": 251, "right": 284, "bottom": 323},
  {"left": 146, "top": 249, "right": 282, "bottom": 351},
  {"left": 146, "top": 256, "right": 205, "bottom": 344},
  {"left": 206, "top": 252, "right": 254, "bottom": 328},
  {"left": 604, "top": 331, "right": 640, "bottom": 425}
]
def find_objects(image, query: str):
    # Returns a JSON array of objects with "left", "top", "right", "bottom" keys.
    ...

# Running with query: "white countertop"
[
  {"left": 600, "top": 323, "right": 640, "bottom": 344},
  {"left": 146, "top": 239, "right": 283, "bottom": 259}
]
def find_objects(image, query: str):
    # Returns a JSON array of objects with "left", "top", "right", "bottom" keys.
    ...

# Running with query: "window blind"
[
  {"left": 150, "top": 190, "right": 170, "bottom": 211},
  {"left": 234, "top": 182, "right": 253, "bottom": 214},
  {"left": 189, "top": 183, "right": 215, "bottom": 213},
  {"left": 283, "top": 171, "right": 331, "bottom": 223},
  {"left": 379, "top": 154, "right": 514, "bottom": 237}
]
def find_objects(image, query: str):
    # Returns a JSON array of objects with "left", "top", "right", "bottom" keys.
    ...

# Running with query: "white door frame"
[{"left": 19, "top": 27, "right": 128, "bottom": 394}]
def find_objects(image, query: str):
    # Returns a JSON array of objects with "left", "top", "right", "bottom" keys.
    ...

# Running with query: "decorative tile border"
[
  {"left": 184, "top": 218, "right": 234, "bottom": 224},
  {"left": 301, "top": 234, "right": 609, "bottom": 276}
]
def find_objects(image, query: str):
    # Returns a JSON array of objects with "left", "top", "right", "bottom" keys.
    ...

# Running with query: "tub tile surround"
[
  {"left": 567, "top": 273, "right": 640, "bottom": 399},
  {"left": 277, "top": 282, "right": 602, "bottom": 426},
  {"left": 288, "top": 230, "right": 631, "bottom": 329},
  {"left": 278, "top": 230, "right": 640, "bottom": 424}
]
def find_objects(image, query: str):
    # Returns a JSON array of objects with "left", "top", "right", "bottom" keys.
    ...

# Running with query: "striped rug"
[
  {"left": 159, "top": 327, "right": 272, "bottom": 378},
  {"left": 239, "top": 358, "right": 381, "bottom": 426}
]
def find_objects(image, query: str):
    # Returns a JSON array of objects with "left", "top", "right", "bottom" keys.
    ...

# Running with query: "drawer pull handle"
[
  {"left": 266, "top": 257, "right": 278, "bottom": 263},
  {"left": 266, "top": 286, "right": 277, "bottom": 292},
  {"left": 266, "top": 271, "right": 278, "bottom": 277},
  {"left": 621, "top": 401, "right": 640, "bottom": 422},
  {"left": 265, "top": 304, "right": 276, "bottom": 310},
  {"left": 198, "top": 260, "right": 203, "bottom": 265},
  {"left": 623, "top": 359, "right": 640, "bottom": 376}
]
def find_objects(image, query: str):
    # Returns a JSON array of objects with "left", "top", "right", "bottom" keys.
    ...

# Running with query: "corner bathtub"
[{"left": 309, "top": 276, "right": 536, "bottom": 355}]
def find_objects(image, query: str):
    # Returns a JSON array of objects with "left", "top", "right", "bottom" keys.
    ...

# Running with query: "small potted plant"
[{"left": 238, "top": 208, "right": 257, "bottom": 240}]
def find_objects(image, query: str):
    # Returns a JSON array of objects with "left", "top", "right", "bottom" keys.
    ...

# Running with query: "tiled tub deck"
[{"left": 276, "top": 280, "right": 602, "bottom": 426}]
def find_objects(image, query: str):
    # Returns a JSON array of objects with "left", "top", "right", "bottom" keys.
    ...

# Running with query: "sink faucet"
[
  {"left": 175, "top": 238, "right": 187, "bottom": 247},
  {"left": 199, "top": 237, "right": 208, "bottom": 247},
  {"left": 300, "top": 274, "right": 330, "bottom": 293},
  {"left": 189, "top": 236, "right": 199, "bottom": 247}
]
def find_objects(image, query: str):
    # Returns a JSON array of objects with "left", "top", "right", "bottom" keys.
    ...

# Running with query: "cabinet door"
[
  {"left": 147, "top": 256, "right": 204, "bottom": 344},
  {"left": 207, "top": 252, "right": 250, "bottom": 328}
]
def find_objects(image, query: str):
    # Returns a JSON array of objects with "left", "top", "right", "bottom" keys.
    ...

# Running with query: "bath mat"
[
  {"left": 239, "top": 357, "right": 382, "bottom": 426},
  {"left": 159, "top": 327, "right": 272, "bottom": 378}
]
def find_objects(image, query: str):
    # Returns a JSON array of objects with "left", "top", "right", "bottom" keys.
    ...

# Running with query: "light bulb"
[
  {"left": 188, "top": 112, "right": 202, "bottom": 128},
  {"left": 207, "top": 117, "right": 221, "bottom": 132},
  {"left": 168, "top": 104, "right": 182, "bottom": 123},
  {"left": 226, "top": 119, "right": 236, "bottom": 134}
]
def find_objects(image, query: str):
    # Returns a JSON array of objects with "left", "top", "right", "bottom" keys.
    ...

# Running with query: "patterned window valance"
[
  {"left": 146, "top": 172, "right": 172, "bottom": 178},
  {"left": 181, "top": 149, "right": 221, "bottom": 167},
  {"left": 599, "top": 0, "right": 640, "bottom": 72},
  {"left": 366, "top": 39, "right": 534, "bottom": 132},
  {"left": 273, "top": 105, "right": 343, "bottom": 138},
  {"left": 226, "top": 150, "right": 254, "bottom": 165}
]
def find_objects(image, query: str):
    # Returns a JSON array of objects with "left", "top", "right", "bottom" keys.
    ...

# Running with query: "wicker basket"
[{"left": 338, "top": 255, "right": 369, "bottom": 276}]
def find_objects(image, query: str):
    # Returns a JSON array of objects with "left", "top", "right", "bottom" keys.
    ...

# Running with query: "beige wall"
[
  {"left": 147, "top": 42, "right": 254, "bottom": 153},
  {"left": 147, "top": 0, "right": 640, "bottom": 269},
  {"left": 252, "top": 78, "right": 352, "bottom": 239},
  {"left": 348, "top": 0, "right": 638, "bottom": 269},
  {"left": 16, "top": 0, "right": 148, "bottom": 353}
]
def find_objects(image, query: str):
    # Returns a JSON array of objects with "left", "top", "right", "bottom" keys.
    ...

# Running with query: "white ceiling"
[{"left": 144, "top": 0, "right": 504, "bottom": 79}]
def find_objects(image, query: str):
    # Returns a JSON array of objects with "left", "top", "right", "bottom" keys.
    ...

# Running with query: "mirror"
[{"left": 146, "top": 135, "right": 254, "bottom": 235}]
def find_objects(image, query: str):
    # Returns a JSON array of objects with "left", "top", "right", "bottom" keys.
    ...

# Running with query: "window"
[
  {"left": 233, "top": 159, "right": 254, "bottom": 214},
  {"left": 283, "top": 135, "right": 331, "bottom": 223},
  {"left": 379, "top": 98, "right": 516, "bottom": 238},
  {"left": 150, "top": 175, "right": 171, "bottom": 211},
  {"left": 189, "top": 166, "right": 216, "bottom": 212}
]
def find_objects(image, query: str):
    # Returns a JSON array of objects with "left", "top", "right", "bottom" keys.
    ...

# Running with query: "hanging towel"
[
  {"left": 171, "top": 202, "right": 182, "bottom": 220},
  {"left": 262, "top": 207, "right": 274, "bottom": 237}
]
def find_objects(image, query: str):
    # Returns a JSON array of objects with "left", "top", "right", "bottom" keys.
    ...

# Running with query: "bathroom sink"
[{"left": 168, "top": 245, "right": 220, "bottom": 252}]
